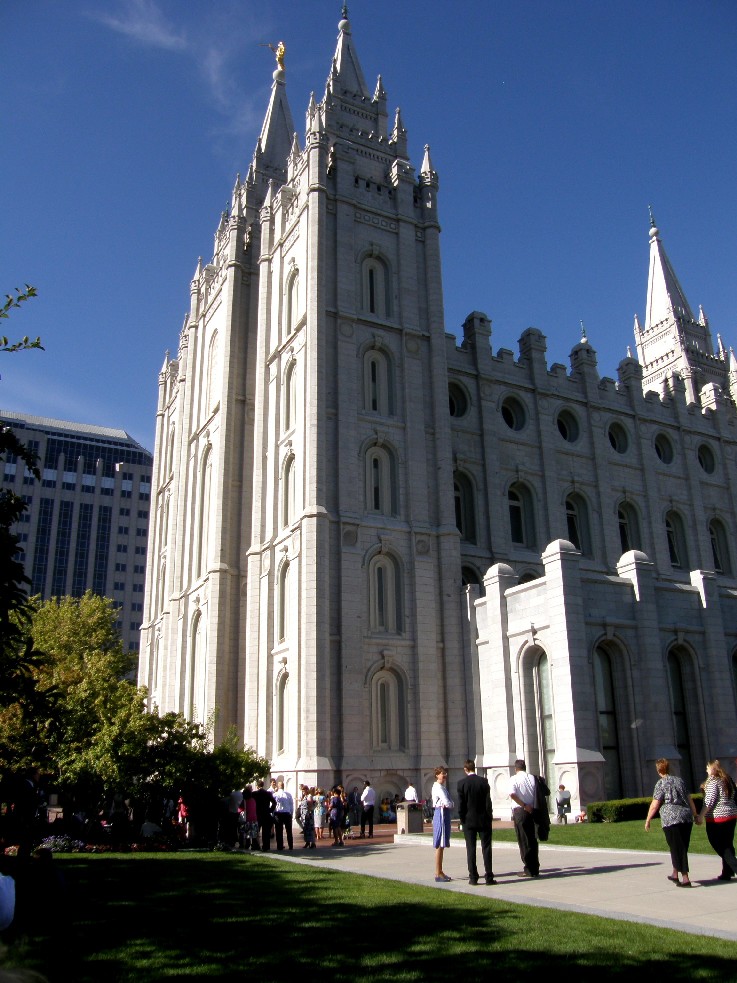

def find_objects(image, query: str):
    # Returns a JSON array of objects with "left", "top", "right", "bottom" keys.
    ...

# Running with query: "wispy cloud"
[
  {"left": 89, "top": 1, "right": 272, "bottom": 145},
  {"left": 90, "top": 0, "right": 187, "bottom": 51}
]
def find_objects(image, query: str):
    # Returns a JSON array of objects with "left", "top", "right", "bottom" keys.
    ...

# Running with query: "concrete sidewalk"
[{"left": 262, "top": 831, "right": 737, "bottom": 942}]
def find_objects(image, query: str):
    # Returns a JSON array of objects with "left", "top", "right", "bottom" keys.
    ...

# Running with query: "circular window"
[
  {"left": 608, "top": 422, "right": 629, "bottom": 454},
  {"left": 557, "top": 409, "right": 580, "bottom": 443},
  {"left": 448, "top": 383, "right": 468, "bottom": 418},
  {"left": 654, "top": 432, "right": 674, "bottom": 464},
  {"left": 501, "top": 396, "right": 527, "bottom": 431},
  {"left": 697, "top": 443, "right": 715, "bottom": 474}
]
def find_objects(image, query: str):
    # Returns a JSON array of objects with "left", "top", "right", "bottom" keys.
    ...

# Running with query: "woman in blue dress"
[{"left": 431, "top": 766, "right": 454, "bottom": 881}]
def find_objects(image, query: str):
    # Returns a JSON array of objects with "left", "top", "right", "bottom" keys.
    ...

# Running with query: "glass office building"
[{"left": 0, "top": 411, "right": 152, "bottom": 657}]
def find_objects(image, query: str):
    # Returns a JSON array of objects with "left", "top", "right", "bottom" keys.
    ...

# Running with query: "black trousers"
[
  {"left": 258, "top": 816, "right": 273, "bottom": 851},
  {"left": 275, "top": 811, "right": 293, "bottom": 850},
  {"left": 361, "top": 805, "right": 374, "bottom": 836},
  {"left": 705, "top": 819, "right": 737, "bottom": 878},
  {"left": 662, "top": 821, "right": 692, "bottom": 873},
  {"left": 463, "top": 825, "right": 493, "bottom": 880},
  {"left": 512, "top": 806, "right": 539, "bottom": 875}
]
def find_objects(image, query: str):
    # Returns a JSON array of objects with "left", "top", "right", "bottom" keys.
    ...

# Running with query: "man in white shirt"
[
  {"left": 508, "top": 758, "right": 540, "bottom": 877},
  {"left": 360, "top": 780, "right": 375, "bottom": 838},
  {"left": 404, "top": 783, "right": 418, "bottom": 805},
  {"left": 273, "top": 780, "right": 294, "bottom": 850}
]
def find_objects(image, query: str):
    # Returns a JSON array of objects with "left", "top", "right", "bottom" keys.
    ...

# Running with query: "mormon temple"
[{"left": 139, "top": 9, "right": 737, "bottom": 814}]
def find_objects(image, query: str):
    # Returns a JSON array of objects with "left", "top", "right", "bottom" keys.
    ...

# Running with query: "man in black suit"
[
  {"left": 457, "top": 759, "right": 496, "bottom": 885},
  {"left": 252, "top": 779, "right": 276, "bottom": 852}
]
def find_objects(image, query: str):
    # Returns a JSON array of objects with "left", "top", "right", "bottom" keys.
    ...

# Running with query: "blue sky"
[{"left": 3, "top": 0, "right": 736, "bottom": 452}]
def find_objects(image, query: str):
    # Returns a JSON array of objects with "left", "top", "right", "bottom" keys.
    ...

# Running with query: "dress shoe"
[
  {"left": 468, "top": 877, "right": 479, "bottom": 885},
  {"left": 667, "top": 875, "right": 679, "bottom": 883},
  {"left": 485, "top": 877, "right": 498, "bottom": 885},
  {"left": 677, "top": 880, "right": 692, "bottom": 887}
]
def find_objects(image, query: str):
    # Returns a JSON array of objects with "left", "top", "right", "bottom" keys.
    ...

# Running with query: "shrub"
[{"left": 586, "top": 793, "right": 703, "bottom": 823}]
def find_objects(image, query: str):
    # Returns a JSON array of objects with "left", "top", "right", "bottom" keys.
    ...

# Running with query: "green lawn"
[
  {"left": 3, "top": 840, "right": 736, "bottom": 983},
  {"left": 488, "top": 818, "right": 715, "bottom": 853}
]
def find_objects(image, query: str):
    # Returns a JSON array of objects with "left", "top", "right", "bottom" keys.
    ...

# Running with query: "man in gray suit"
[{"left": 457, "top": 759, "right": 496, "bottom": 885}]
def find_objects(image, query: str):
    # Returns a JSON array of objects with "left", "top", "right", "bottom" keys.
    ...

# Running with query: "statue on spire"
[{"left": 261, "top": 41, "right": 286, "bottom": 71}]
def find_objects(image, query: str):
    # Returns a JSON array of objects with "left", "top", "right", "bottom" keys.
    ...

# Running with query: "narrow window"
[{"left": 593, "top": 646, "right": 622, "bottom": 799}]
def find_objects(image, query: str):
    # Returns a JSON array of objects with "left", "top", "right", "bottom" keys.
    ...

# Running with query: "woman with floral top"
[
  {"left": 644, "top": 758, "right": 699, "bottom": 886},
  {"left": 699, "top": 759, "right": 737, "bottom": 881}
]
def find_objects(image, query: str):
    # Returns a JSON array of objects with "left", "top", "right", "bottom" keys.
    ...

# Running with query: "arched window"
[
  {"left": 665, "top": 510, "right": 689, "bottom": 570},
  {"left": 365, "top": 445, "right": 398, "bottom": 516},
  {"left": 158, "top": 560, "right": 167, "bottom": 614},
  {"left": 167, "top": 424, "right": 176, "bottom": 474},
  {"left": 162, "top": 496, "right": 169, "bottom": 548},
  {"left": 363, "top": 349, "right": 394, "bottom": 416},
  {"left": 709, "top": 518, "right": 732, "bottom": 575},
  {"left": 371, "top": 668, "right": 407, "bottom": 750},
  {"left": 283, "top": 361, "right": 297, "bottom": 433},
  {"left": 508, "top": 481, "right": 536, "bottom": 549},
  {"left": 152, "top": 635, "right": 160, "bottom": 699},
  {"left": 362, "top": 255, "right": 390, "bottom": 317},
  {"left": 276, "top": 670, "right": 289, "bottom": 755},
  {"left": 188, "top": 610, "right": 203, "bottom": 722},
  {"left": 461, "top": 566, "right": 482, "bottom": 590},
  {"left": 538, "top": 653, "right": 555, "bottom": 787},
  {"left": 282, "top": 455, "right": 296, "bottom": 527},
  {"left": 195, "top": 446, "right": 212, "bottom": 579},
  {"left": 617, "top": 501, "right": 641, "bottom": 554},
  {"left": 454, "top": 472, "right": 477, "bottom": 544},
  {"left": 593, "top": 645, "right": 622, "bottom": 799},
  {"left": 668, "top": 649, "right": 696, "bottom": 789},
  {"left": 206, "top": 331, "right": 219, "bottom": 416},
  {"left": 277, "top": 560, "right": 290, "bottom": 643},
  {"left": 369, "top": 553, "right": 402, "bottom": 633},
  {"left": 286, "top": 269, "right": 300, "bottom": 335},
  {"left": 565, "top": 492, "right": 591, "bottom": 556}
]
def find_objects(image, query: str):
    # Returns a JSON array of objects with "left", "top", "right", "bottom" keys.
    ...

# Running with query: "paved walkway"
[{"left": 262, "top": 824, "right": 737, "bottom": 942}]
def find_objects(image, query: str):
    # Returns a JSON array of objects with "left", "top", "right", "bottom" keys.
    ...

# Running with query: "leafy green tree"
[
  {"left": 0, "top": 284, "right": 51, "bottom": 742},
  {"left": 0, "top": 591, "right": 270, "bottom": 825}
]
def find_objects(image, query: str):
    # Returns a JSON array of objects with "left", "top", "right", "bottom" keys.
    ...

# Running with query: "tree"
[
  {"left": 0, "top": 285, "right": 43, "bottom": 352},
  {"left": 0, "top": 591, "right": 270, "bottom": 828},
  {"left": 0, "top": 284, "right": 50, "bottom": 731}
]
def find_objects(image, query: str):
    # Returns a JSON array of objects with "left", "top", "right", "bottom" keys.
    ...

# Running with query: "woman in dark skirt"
[{"left": 644, "top": 757, "right": 699, "bottom": 886}]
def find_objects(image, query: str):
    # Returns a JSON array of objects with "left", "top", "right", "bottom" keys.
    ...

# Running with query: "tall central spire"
[
  {"left": 644, "top": 210, "right": 695, "bottom": 331},
  {"left": 329, "top": 6, "right": 370, "bottom": 99}
]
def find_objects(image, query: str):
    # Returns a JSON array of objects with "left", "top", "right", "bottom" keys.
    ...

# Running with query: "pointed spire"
[
  {"left": 634, "top": 312, "right": 642, "bottom": 333},
  {"left": 580, "top": 320, "right": 587, "bottom": 343},
  {"left": 421, "top": 144, "right": 435, "bottom": 176},
  {"left": 390, "top": 107, "right": 408, "bottom": 156},
  {"left": 330, "top": 5, "right": 370, "bottom": 98},
  {"left": 699, "top": 304, "right": 709, "bottom": 327},
  {"left": 644, "top": 209, "right": 695, "bottom": 330},
  {"left": 730, "top": 348, "right": 737, "bottom": 373},
  {"left": 255, "top": 70, "right": 295, "bottom": 176},
  {"left": 373, "top": 74, "right": 387, "bottom": 103}
]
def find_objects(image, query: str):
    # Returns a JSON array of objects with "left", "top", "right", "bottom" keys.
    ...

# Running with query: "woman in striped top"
[{"left": 699, "top": 759, "right": 737, "bottom": 882}]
